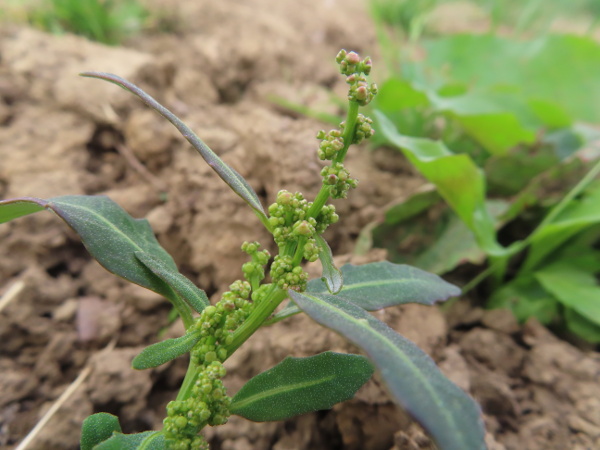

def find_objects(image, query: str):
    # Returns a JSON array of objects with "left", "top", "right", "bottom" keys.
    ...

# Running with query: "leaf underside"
[
  {"left": 0, "top": 195, "right": 207, "bottom": 311},
  {"left": 289, "top": 290, "right": 485, "bottom": 450},
  {"left": 273, "top": 261, "right": 461, "bottom": 322}
]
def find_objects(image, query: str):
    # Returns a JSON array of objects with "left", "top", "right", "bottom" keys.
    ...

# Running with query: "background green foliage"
[
  {"left": 366, "top": 0, "right": 600, "bottom": 343},
  {"left": 1, "top": 0, "right": 147, "bottom": 45}
]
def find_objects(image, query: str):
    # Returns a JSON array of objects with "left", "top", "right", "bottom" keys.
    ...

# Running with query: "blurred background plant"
[
  {"left": 0, "top": 0, "right": 150, "bottom": 45},
  {"left": 361, "top": 0, "right": 600, "bottom": 344}
]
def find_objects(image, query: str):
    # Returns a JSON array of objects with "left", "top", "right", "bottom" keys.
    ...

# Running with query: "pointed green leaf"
[
  {"left": 0, "top": 197, "right": 46, "bottom": 223},
  {"left": 309, "top": 262, "right": 460, "bottom": 309},
  {"left": 376, "top": 111, "right": 504, "bottom": 256},
  {"left": 48, "top": 195, "right": 179, "bottom": 295},
  {"left": 535, "top": 261, "right": 600, "bottom": 327},
  {"left": 80, "top": 72, "right": 266, "bottom": 219},
  {"left": 94, "top": 431, "right": 165, "bottom": 450},
  {"left": 315, "top": 235, "right": 343, "bottom": 294},
  {"left": 488, "top": 275, "right": 559, "bottom": 325},
  {"left": 0, "top": 195, "right": 200, "bottom": 325},
  {"left": 230, "top": 352, "right": 374, "bottom": 421},
  {"left": 132, "top": 331, "right": 201, "bottom": 370},
  {"left": 81, "top": 413, "right": 122, "bottom": 450},
  {"left": 269, "top": 261, "right": 460, "bottom": 323},
  {"left": 135, "top": 251, "right": 209, "bottom": 314},
  {"left": 289, "top": 291, "right": 485, "bottom": 450},
  {"left": 523, "top": 181, "right": 600, "bottom": 271}
]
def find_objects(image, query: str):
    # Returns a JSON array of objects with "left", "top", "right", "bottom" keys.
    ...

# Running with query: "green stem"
[
  {"left": 334, "top": 101, "right": 360, "bottom": 164},
  {"left": 307, "top": 185, "right": 332, "bottom": 218},
  {"left": 175, "top": 358, "right": 199, "bottom": 402},
  {"left": 224, "top": 286, "right": 288, "bottom": 356}
]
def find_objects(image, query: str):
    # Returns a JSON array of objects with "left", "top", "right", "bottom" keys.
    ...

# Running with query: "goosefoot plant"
[{"left": 0, "top": 51, "right": 485, "bottom": 449}]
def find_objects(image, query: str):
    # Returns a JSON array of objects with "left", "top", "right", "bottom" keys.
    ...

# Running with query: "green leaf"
[
  {"left": 523, "top": 181, "right": 600, "bottom": 271},
  {"left": 80, "top": 413, "right": 122, "bottom": 450},
  {"left": 94, "top": 431, "right": 165, "bottom": 450},
  {"left": 132, "top": 331, "right": 201, "bottom": 370},
  {"left": 413, "top": 34, "right": 600, "bottom": 123},
  {"left": 309, "top": 261, "right": 460, "bottom": 309},
  {"left": 488, "top": 275, "right": 559, "bottom": 324},
  {"left": 0, "top": 195, "right": 198, "bottom": 327},
  {"left": 270, "top": 261, "right": 460, "bottom": 323},
  {"left": 0, "top": 197, "right": 46, "bottom": 223},
  {"left": 376, "top": 111, "right": 503, "bottom": 255},
  {"left": 135, "top": 251, "right": 209, "bottom": 314},
  {"left": 535, "top": 261, "right": 600, "bottom": 327},
  {"left": 80, "top": 72, "right": 266, "bottom": 220},
  {"left": 230, "top": 351, "right": 374, "bottom": 421},
  {"left": 384, "top": 189, "right": 440, "bottom": 225},
  {"left": 429, "top": 90, "right": 538, "bottom": 155},
  {"left": 415, "top": 214, "right": 485, "bottom": 274},
  {"left": 289, "top": 291, "right": 485, "bottom": 450},
  {"left": 374, "top": 77, "right": 430, "bottom": 112},
  {"left": 315, "top": 235, "right": 342, "bottom": 294},
  {"left": 416, "top": 200, "right": 509, "bottom": 274},
  {"left": 564, "top": 308, "right": 600, "bottom": 343}
]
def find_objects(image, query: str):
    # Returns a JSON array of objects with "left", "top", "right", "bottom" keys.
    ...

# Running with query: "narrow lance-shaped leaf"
[
  {"left": 230, "top": 351, "right": 374, "bottom": 421},
  {"left": 0, "top": 195, "right": 197, "bottom": 327},
  {"left": 132, "top": 331, "right": 201, "bottom": 370},
  {"left": 80, "top": 72, "right": 267, "bottom": 220},
  {"left": 81, "top": 413, "right": 122, "bottom": 450},
  {"left": 289, "top": 290, "right": 486, "bottom": 450},
  {"left": 0, "top": 197, "right": 45, "bottom": 223},
  {"left": 135, "top": 251, "right": 209, "bottom": 314},
  {"left": 269, "top": 261, "right": 460, "bottom": 323},
  {"left": 315, "top": 234, "right": 343, "bottom": 294}
]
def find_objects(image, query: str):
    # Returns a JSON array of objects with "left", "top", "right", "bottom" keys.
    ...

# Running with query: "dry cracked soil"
[{"left": 0, "top": 1, "right": 599, "bottom": 449}]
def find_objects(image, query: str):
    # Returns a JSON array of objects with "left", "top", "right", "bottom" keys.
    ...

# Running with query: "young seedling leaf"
[
  {"left": 0, "top": 197, "right": 46, "bottom": 223},
  {"left": 80, "top": 413, "right": 122, "bottom": 450},
  {"left": 268, "top": 261, "right": 461, "bottom": 323},
  {"left": 376, "top": 111, "right": 504, "bottom": 256},
  {"left": 80, "top": 72, "right": 266, "bottom": 219},
  {"left": 230, "top": 351, "right": 374, "bottom": 421},
  {"left": 315, "top": 235, "right": 343, "bottom": 294},
  {"left": 94, "top": 430, "right": 165, "bottom": 450},
  {"left": 135, "top": 251, "right": 209, "bottom": 314},
  {"left": 132, "top": 332, "right": 201, "bottom": 370},
  {"left": 289, "top": 291, "right": 486, "bottom": 450}
]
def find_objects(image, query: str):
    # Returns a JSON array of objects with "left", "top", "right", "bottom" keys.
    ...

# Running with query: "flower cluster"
[
  {"left": 321, "top": 162, "right": 358, "bottom": 199},
  {"left": 336, "top": 50, "right": 378, "bottom": 106},
  {"left": 349, "top": 114, "right": 375, "bottom": 144},
  {"left": 163, "top": 361, "right": 228, "bottom": 449},
  {"left": 270, "top": 255, "right": 309, "bottom": 290},
  {"left": 316, "top": 129, "right": 344, "bottom": 161},
  {"left": 163, "top": 267, "right": 265, "bottom": 447}
]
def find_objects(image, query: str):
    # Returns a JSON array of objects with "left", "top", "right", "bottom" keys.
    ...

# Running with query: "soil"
[{"left": 0, "top": 1, "right": 599, "bottom": 449}]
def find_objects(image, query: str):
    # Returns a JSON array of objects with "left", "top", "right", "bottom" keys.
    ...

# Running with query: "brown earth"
[{"left": 0, "top": 1, "right": 599, "bottom": 449}]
